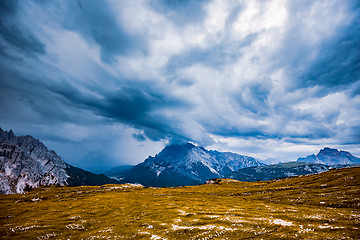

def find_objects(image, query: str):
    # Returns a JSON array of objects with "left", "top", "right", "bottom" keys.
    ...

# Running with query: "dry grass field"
[{"left": 0, "top": 167, "right": 359, "bottom": 239}]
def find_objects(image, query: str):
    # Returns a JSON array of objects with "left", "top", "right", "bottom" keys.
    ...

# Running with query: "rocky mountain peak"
[
  {"left": 0, "top": 128, "right": 119, "bottom": 194},
  {"left": 146, "top": 143, "right": 198, "bottom": 165},
  {"left": 0, "top": 128, "right": 68, "bottom": 193},
  {"left": 297, "top": 147, "right": 360, "bottom": 165},
  {"left": 159, "top": 143, "right": 196, "bottom": 155},
  {"left": 123, "top": 143, "right": 265, "bottom": 187},
  {"left": 318, "top": 147, "right": 339, "bottom": 157},
  {"left": 0, "top": 128, "right": 16, "bottom": 142}
]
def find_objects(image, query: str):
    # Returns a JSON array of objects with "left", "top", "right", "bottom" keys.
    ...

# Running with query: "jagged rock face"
[
  {"left": 122, "top": 143, "right": 265, "bottom": 187},
  {"left": 0, "top": 129, "right": 68, "bottom": 194},
  {"left": 148, "top": 143, "right": 264, "bottom": 177},
  {"left": 0, "top": 128, "right": 120, "bottom": 194},
  {"left": 297, "top": 147, "right": 360, "bottom": 165}
]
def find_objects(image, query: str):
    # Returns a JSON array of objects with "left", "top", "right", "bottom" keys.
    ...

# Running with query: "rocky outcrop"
[
  {"left": 0, "top": 128, "right": 119, "bottom": 194},
  {"left": 0, "top": 129, "right": 68, "bottom": 194}
]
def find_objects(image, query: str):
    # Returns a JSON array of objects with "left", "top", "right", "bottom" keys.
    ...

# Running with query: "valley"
[{"left": 1, "top": 166, "right": 359, "bottom": 239}]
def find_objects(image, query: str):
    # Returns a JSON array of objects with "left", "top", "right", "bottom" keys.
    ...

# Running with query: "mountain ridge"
[
  {"left": 297, "top": 147, "right": 360, "bottom": 165},
  {"left": 120, "top": 143, "right": 265, "bottom": 187},
  {"left": 2, "top": 127, "right": 360, "bottom": 192},
  {"left": 227, "top": 162, "right": 332, "bottom": 182},
  {"left": 113, "top": 145, "right": 360, "bottom": 187}
]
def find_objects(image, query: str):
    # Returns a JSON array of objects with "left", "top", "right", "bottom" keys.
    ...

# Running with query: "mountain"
[
  {"left": 121, "top": 143, "right": 265, "bottom": 187},
  {"left": 0, "top": 128, "right": 120, "bottom": 194},
  {"left": 297, "top": 147, "right": 360, "bottom": 165},
  {"left": 227, "top": 162, "right": 332, "bottom": 182}
]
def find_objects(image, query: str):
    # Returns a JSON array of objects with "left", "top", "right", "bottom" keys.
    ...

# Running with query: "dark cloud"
[
  {"left": 0, "top": 0, "right": 46, "bottom": 58},
  {"left": 165, "top": 32, "right": 258, "bottom": 73},
  {"left": 0, "top": 0, "right": 18, "bottom": 16},
  {"left": 153, "top": 0, "right": 207, "bottom": 26},
  {"left": 60, "top": 0, "right": 146, "bottom": 62},
  {"left": 0, "top": 24, "right": 46, "bottom": 57},
  {"left": 272, "top": 0, "right": 360, "bottom": 95},
  {"left": 132, "top": 133, "right": 146, "bottom": 142},
  {"left": 300, "top": 15, "right": 360, "bottom": 90},
  {"left": 231, "top": 81, "right": 272, "bottom": 116},
  {"left": 39, "top": 76, "right": 191, "bottom": 142}
]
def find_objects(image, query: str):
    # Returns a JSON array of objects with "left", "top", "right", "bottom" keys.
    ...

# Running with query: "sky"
[{"left": 0, "top": 0, "right": 359, "bottom": 171}]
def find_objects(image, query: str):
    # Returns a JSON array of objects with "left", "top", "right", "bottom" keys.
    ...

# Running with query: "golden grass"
[{"left": 0, "top": 167, "right": 359, "bottom": 239}]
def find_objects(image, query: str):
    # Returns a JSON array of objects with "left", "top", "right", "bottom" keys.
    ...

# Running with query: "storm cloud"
[{"left": 0, "top": 0, "right": 359, "bottom": 166}]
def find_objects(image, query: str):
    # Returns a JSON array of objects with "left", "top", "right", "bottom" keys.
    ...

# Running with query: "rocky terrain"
[{"left": 0, "top": 128, "right": 119, "bottom": 194}]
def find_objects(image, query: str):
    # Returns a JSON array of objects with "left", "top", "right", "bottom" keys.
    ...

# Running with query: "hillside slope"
[{"left": 0, "top": 167, "right": 359, "bottom": 239}]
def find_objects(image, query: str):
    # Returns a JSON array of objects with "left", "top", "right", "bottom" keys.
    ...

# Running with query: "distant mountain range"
[
  {"left": 115, "top": 143, "right": 265, "bottom": 187},
  {"left": 2, "top": 127, "right": 360, "bottom": 192},
  {"left": 297, "top": 147, "right": 360, "bottom": 165},
  {"left": 110, "top": 145, "right": 360, "bottom": 187},
  {"left": 227, "top": 162, "right": 331, "bottom": 182},
  {"left": 0, "top": 128, "right": 119, "bottom": 194},
  {"left": 228, "top": 148, "right": 360, "bottom": 182}
]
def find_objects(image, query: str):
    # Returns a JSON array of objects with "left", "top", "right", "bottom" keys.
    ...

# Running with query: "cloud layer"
[{"left": 0, "top": 0, "right": 359, "bottom": 165}]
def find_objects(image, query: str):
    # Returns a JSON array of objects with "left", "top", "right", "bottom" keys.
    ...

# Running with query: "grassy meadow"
[{"left": 0, "top": 167, "right": 359, "bottom": 239}]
